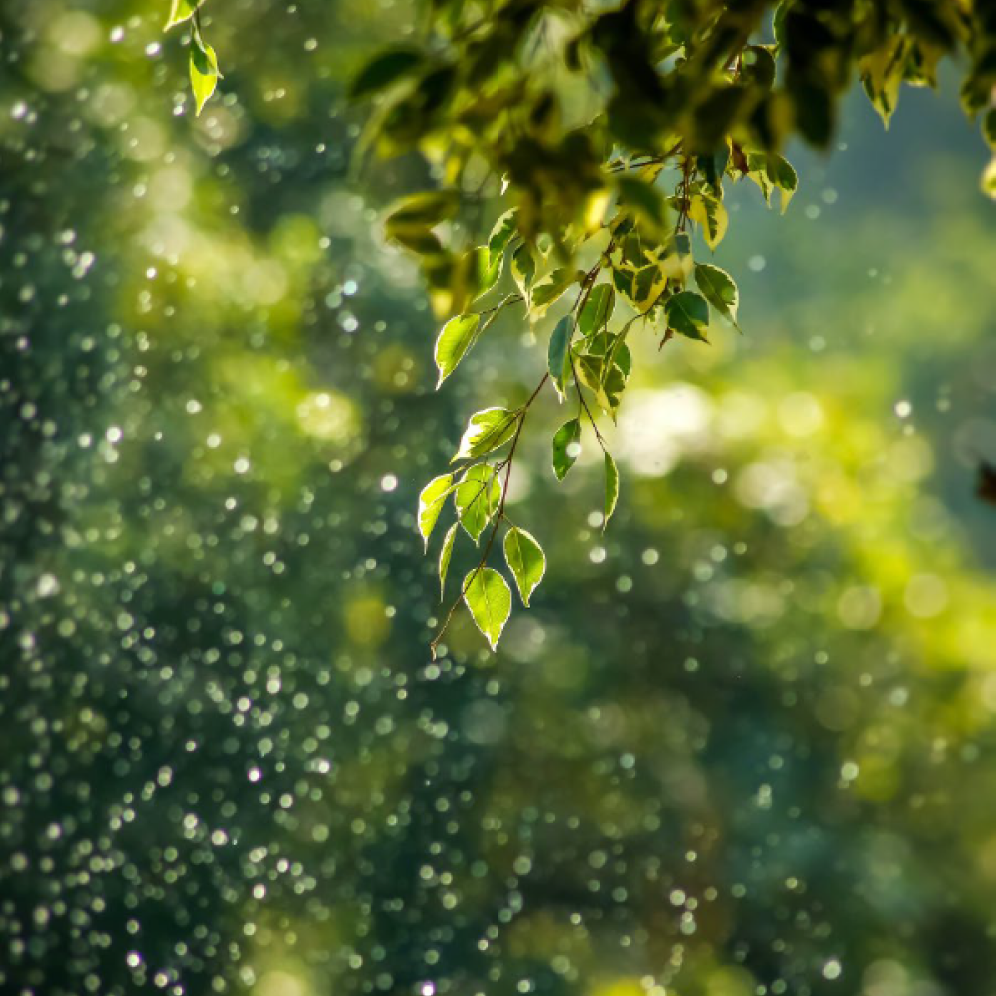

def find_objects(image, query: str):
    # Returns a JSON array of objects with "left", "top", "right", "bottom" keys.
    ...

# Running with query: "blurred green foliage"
[{"left": 0, "top": 3, "right": 994, "bottom": 996}]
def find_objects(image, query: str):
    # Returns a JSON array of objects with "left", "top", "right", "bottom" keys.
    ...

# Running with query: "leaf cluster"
[{"left": 165, "top": 0, "right": 996, "bottom": 649}]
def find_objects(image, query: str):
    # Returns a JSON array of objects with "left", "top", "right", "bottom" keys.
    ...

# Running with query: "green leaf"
[
  {"left": 694, "top": 263, "right": 740, "bottom": 328},
  {"left": 665, "top": 290, "right": 710, "bottom": 341},
  {"left": 453, "top": 407, "right": 518, "bottom": 462},
  {"left": 576, "top": 346, "right": 629, "bottom": 419},
  {"left": 189, "top": 36, "right": 220, "bottom": 116},
  {"left": 687, "top": 193, "right": 728, "bottom": 249},
  {"left": 530, "top": 267, "right": 575, "bottom": 317},
  {"left": 384, "top": 225, "right": 444, "bottom": 255},
  {"left": 661, "top": 232, "right": 694, "bottom": 281},
  {"left": 860, "top": 36, "right": 907, "bottom": 127},
  {"left": 748, "top": 153, "right": 797, "bottom": 213},
  {"left": 503, "top": 527, "right": 546, "bottom": 606},
  {"left": 510, "top": 244, "right": 536, "bottom": 302},
  {"left": 767, "top": 154, "right": 798, "bottom": 213},
  {"left": 463, "top": 568, "right": 512, "bottom": 651},
  {"left": 471, "top": 246, "right": 502, "bottom": 300},
  {"left": 741, "top": 45, "right": 777, "bottom": 89},
  {"left": 349, "top": 48, "right": 424, "bottom": 99},
  {"left": 578, "top": 284, "right": 615, "bottom": 338},
  {"left": 488, "top": 209, "right": 518, "bottom": 255},
  {"left": 552, "top": 418, "right": 582, "bottom": 480},
  {"left": 547, "top": 315, "right": 573, "bottom": 401},
  {"left": 435, "top": 313, "right": 481, "bottom": 388},
  {"left": 165, "top": 0, "right": 203, "bottom": 31},
  {"left": 438, "top": 522, "right": 458, "bottom": 599},
  {"left": 616, "top": 175, "right": 668, "bottom": 236},
  {"left": 983, "top": 108, "right": 996, "bottom": 150},
  {"left": 983, "top": 155, "right": 996, "bottom": 200},
  {"left": 385, "top": 190, "right": 459, "bottom": 229},
  {"left": 603, "top": 451, "right": 619, "bottom": 529},
  {"left": 417, "top": 473, "right": 455, "bottom": 548},
  {"left": 455, "top": 464, "right": 502, "bottom": 542}
]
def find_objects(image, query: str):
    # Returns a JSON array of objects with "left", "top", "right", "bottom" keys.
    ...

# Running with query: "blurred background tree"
[{"left": 0, "top": 3, "right": 994, "bottom": 996}]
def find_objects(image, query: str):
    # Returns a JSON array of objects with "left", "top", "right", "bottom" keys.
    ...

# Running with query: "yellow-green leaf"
[
  {"left": 417, "top": 473, "right": 455, "bottom": 548},
  {"left": 189, "top": 37, "right": 220, "bottom": 116},
  {"left": 578, "top": 284, "right": 615, "bottom": 338},
  {"left": 438, "top": 522, "right": 458, "bottom": 599},
  {"left": 166, "top": 0, "right": 203, "bottom": 31},
  {"left": 530, "top": 267, "right": 576, "bottom": 317},
  {"left": 604, "top": 451, "right": 619, "bottom": 529},
  {"left": 435, "top": 313, "right": 481, "bottom": 388},
  {"left": 510, "top": 244, "right": 536, "bottom": 302},
  {"left": 687, "top": 193, "right": 728, "bottom": 249},
  {"left": 503, "top": 527, "right": 546, "bottom": 606},
  {"left": 453, "top": 407, "right": 518, "bottom": 462},
  {"left": 455, "top": 464, "right": 502, "bottom": 542},
  {"left": 463, "top": 568, "right": 512, "bottom": 651}
]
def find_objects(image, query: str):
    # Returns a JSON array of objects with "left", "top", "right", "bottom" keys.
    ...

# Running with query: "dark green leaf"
[
  {"left": 665, "top": 290, "right": 710, "bottom": 341},
  {"left": 385, "top": 190, "right": 459, "bottom": 228},
  {"left": 552, "top": 418, "right": 582, "bottom": 480},
  {"left": 548, "top": 315, "right": 573, "bottom": 401},
  {"left": 616, "top": 176, "right": 668, "bottom": 235},
  {"left": 694, "top": 263, "right": 740, "bottom": 328},
  {"left": 350, "top": 48, "right": 424, "bottom": 100}
]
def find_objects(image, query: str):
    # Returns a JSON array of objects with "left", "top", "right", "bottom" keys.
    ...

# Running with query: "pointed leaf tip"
[
  {"left": 603, "top": 451, "right": 619, "bottom": 529},
  {"left": 463, "top": 568, "right": 511, "bottom": 650},
  {"left": 503, "top": 527, "right": 546, "bottom": 606}
]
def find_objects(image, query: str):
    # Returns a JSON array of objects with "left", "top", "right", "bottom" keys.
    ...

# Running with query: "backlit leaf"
[
  {"left": 578, "top": 284, "right": 615, "bottom": 338},
  {"left": 438, "top": 522, "right": 458, "bottom": 599},
  {"left": 530, "top": 267, "right": 575, "bottom": 317},
  {"left": 687, "top": 193, "right": 728, "bottom": 249},
  {"left": 166, "top": 0, "right": 203, "bottom": 31},
  {"left": 488, "top": 209, "right": 518, "bottom": 255},
  {"left": 463, "top": 568, "right": 511, "bottom": 650},
  {"left": 417, "top": 474, "right": 455, "bottom": 548},
  {"left": 503, "top": 527, "right": 546, "bottom": 606},
  {"left": 455, "top": 464, "right": 502, "bottom": 542},
  {"left": 189, "top": 36, "right": 220, "bottom": 116},
  {"left": 604, "top": 451, "right": 620, "bottom": 529},
  {"left": 435, "top": 313, "right": 481, "bottom": 388},
  {"left": 552, "top": 418, "right": 582, "bottom": 480},
  {"left": 510, "top": 244, "right": 536, "bottom": 302},
  {"left": 454, "top": 407, "right": 517, "bottom": 461}
]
